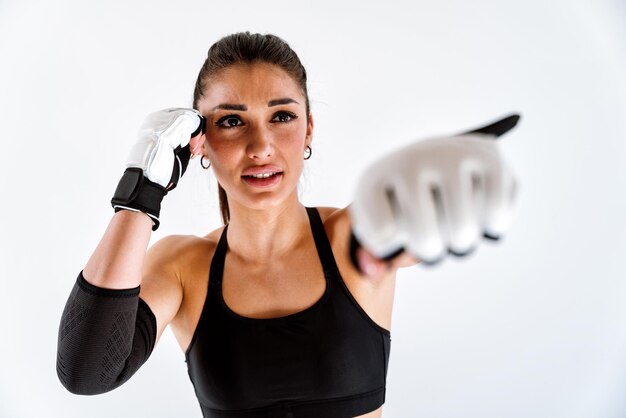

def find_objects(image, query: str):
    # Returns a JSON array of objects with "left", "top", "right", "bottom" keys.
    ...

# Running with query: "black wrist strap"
[{"left": 111, "top": 168, "right": 167, "bottom": 231}]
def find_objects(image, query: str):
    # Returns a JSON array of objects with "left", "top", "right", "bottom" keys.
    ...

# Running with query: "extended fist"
[{"left": 349, "top": 114, "right": 520, "bottom": 270}]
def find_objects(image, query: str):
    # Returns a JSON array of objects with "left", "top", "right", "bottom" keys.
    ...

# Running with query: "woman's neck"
[{"left": 225, "top": 195, "right": 310, "bottom": 263}]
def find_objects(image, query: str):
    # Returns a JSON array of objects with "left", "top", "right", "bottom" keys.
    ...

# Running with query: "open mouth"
[
  {"left": 241, "top": 171, "right": 284, "bottom": 187},
  {"left": 242, "top": 172, "right": 282, "bottom": 179}
]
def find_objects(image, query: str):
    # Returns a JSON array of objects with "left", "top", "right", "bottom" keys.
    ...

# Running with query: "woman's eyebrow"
[
  {"left": 268, "top": 98, "right": 299, "bottom": 107},
  {"left": 211, "top": 98, "right": 298, "bottom": 111},
  {"left": 212, "top": 103, "right": 247, "bottom": 111}
]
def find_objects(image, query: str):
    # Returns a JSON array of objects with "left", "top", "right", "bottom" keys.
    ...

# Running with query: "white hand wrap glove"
[
  {"left": 128, "top": 108, "right": 204, "bottom": 188},
  {"left": 349, "top": 114, "right": 520, "bottom": 266},
  {"left": 111, "top": 108, "right": 205, "bottom": 230}
]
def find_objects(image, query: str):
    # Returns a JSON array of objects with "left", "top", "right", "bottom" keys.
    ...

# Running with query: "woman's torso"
[{"left": 168, "top": 207, "right": 397, "bottom": 418}]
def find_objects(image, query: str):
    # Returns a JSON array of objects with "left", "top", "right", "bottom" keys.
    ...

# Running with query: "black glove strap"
[{"left": 111, "top": 168, "right": 167, "bottom": 231}]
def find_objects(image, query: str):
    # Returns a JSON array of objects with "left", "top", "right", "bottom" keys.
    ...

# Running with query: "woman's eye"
[
  {"left": 216, "top": 115, "right": 243, "bottom": 128},
  {"left": 272, "top": 112, "right": 297, "bottom": 123}
]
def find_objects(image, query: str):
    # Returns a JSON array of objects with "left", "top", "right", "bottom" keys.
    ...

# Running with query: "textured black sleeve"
[{"left": 56, "top": 270, "right": 157, "bottom": 395}]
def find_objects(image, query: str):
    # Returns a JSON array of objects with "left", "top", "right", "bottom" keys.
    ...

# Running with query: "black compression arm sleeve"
[{"left": 56, "top": 270, "right": 157, "bottom": 395}]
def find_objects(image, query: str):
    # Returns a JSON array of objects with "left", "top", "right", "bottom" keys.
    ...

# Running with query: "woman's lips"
[
  {"left": 241, "top": 172, "right": 283, "bottom": 188},
  {"left": 241, "top": 164, "right": 284, "bottom": 176}
]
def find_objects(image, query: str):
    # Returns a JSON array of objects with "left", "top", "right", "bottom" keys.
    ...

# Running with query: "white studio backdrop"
[{"left": 1, "top": 0, "right": 625, "bottom": 417}]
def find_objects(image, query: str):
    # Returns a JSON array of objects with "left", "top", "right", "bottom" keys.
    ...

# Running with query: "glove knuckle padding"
[
  {"left": 441, "top": 168, "right": 480, "bottom": 254},
  {"left": 398, "top": 166, "right": 444, "bottom": 261},
  {"left": 440, "top": 140, "right": 491, "bottom": 254},
  {"left": 351, "top": 131, "right": 517, "bottom": 261},
  {"left": 483, "top": 159, "right": 517, "bottom": 237},
  {"left": 146, "top": 139, "right": 176, "bottom": 187},
  {"left": 352, "top": 161, "right": 403, "bottom": 259},
  {"left": 160, "top": 113, "right": 195, "bottom": 147},
  {"left": 132, "top": 108, "right": 201, "bottom": 188}
]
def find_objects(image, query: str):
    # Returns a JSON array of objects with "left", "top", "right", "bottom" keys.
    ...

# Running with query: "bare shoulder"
[
  {"left": 147, "top": 231, "right": 220, "bottom": 264},
  {"left": 315, "top": 206, "right": 348, "bottom": 224},
  {"left": 140, "top": 230, "right": 222, "bottom": 345},
  {"left": 315, "top": 206, "right": 351, "bottom": 241},
  {"left": 314, "top": 206, "right": 353, "bottom": 257},
  {"left": 145, "top": 230, "right": 224, "bottom": 293}
]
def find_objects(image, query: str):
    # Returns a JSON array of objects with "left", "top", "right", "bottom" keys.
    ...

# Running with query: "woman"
[{"left": 57, "top": 32, "right": 518, "bottom": 418}]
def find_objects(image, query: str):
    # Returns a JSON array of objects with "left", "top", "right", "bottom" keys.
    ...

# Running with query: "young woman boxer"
[{"left": 57, "top": 32, "right": 519, "bottom": 418}]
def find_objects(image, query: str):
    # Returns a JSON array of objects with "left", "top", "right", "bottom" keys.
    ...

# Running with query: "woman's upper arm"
[{"left": 139, "top": 235, "right": 187, "bottom": 345}]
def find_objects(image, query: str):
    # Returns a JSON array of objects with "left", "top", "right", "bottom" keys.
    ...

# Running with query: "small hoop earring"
[
  {"left": 200, "top": 156, "right": 211, "bottom": 169},
  {"left": 304, "top": 145, "right": 312, "bottom": 160}
]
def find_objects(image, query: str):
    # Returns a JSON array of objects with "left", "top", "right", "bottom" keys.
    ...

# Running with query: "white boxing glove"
[
  {"left": 349, "top": 114, "right": 520, "bottom": 266},
  {"left": 128, "top": 108, "right": 205, "bottom": 188},
  {"left": 111, "top": 108, "right": 205, "bottom": 230}
]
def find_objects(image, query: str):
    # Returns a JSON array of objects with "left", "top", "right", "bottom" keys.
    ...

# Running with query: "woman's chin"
[{"left": 229, "top": 180, "right": 299, "bottom": 212}]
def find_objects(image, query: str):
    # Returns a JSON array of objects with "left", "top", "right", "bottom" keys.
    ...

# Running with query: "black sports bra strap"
[
  {"left": 209, "top": 225, "right": 229, "bottom": 287},
  {"left": 305, "top": 207, "right": 342, "bottom": 278}
]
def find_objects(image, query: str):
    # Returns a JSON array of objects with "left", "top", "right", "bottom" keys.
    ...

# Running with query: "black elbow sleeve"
[{"left": 56, "top": 271, "right": 157, "bottom": 395}]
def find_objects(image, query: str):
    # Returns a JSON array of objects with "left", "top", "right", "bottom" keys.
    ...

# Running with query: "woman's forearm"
[
  {"left": 83, "top": 209, "right": 153, "bottom": 289},
  {"left": 57, "top": 210, "right": 157, "bottom": 395}
]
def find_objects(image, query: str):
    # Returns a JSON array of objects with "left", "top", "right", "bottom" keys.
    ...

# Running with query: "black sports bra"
[{"left": 185, "top": 207, "right": 391, "bottom": 418}]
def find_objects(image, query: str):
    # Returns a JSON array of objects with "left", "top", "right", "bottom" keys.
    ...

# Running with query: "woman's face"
[{"left": 195, "top": 62, "right": 313, "bottom": 213}]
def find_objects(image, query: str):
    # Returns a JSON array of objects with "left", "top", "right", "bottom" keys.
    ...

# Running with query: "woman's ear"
[
  {"left": 305, "top": 112, "right": 314, "bottom": 146},
  {"left": 190, "top": 131, "right": 206, "bottom": 158}
]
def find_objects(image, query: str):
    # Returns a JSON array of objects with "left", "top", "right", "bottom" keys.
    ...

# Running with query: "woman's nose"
[{"left": 246, "top": 126, "right": 274, "bottom": 160}]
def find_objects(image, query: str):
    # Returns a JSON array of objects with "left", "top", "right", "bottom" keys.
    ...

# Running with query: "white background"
[{"left": 1, "top": 0, "right": 625, "bottom": 417}]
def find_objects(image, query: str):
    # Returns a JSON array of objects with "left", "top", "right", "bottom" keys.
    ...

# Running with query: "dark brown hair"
[{"left": 192, "top": 32, "right": 310, "bottom": 225}]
